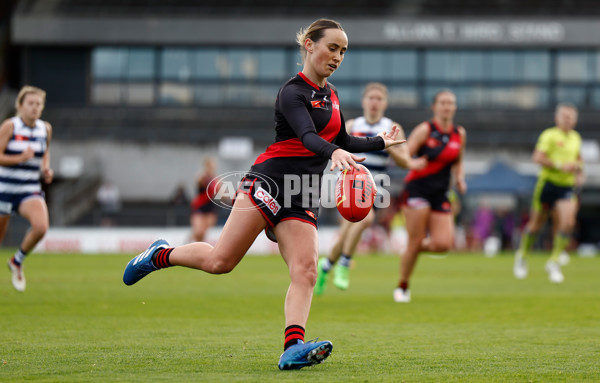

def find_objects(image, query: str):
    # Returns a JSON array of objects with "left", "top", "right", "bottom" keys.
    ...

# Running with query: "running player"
[
  {"left": 190, "top": 157, "right": 219, "bottom": 242},
  {"left": 314, "top": 82, "right": 425, "bottom": 295},
  {"left": 1, "top": 86, "right": 53, "bottom": 292},
  {"left": 122, "top": 19, "right": 406, "bottom": 370},
  {"left": 513, "top": 103, "right": 582, "bottom": 283},
  {"left": 394, "top": 89, "right": 467, "bottom": 303}
]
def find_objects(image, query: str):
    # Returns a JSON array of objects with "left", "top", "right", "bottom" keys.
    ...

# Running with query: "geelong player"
[
  {"left": 394, "top": 89, "right": 466, "bottom": 303},
  {"left": 1, "top": 86, "right": 53, "bottom": 292},
  {"left": 514, "top": 103, "right": 582, "bottom": 283},
  {"left": 123, "top": 19, "right": 406, "bottom": 370},
  {"left": 314, "top": 83, "right": 425, "bottom": 295}
]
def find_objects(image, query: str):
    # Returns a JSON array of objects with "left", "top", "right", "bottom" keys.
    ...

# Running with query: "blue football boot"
[
  {"left": 123, "top": 239, "right": 169, "bottom": 286},
  {"left": 278, "top": 339, "right": 333, "bottom": 370}
]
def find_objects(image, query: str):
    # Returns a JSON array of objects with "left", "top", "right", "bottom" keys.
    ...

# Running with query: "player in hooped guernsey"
[
  {"left": 514, "top": 103, "right": 583, "bottom": 284},
  {"left": 315, "top": 83, "right": 426, "bottom": 295},
  {"left": 1, "top": 86, "right": 54, "bottom": 292},
  {"left": 123, "top": 19, "right": 407, "bottom": 370},
  {"left": 394, "top": 89, "right": 467, "bottom": 303}
]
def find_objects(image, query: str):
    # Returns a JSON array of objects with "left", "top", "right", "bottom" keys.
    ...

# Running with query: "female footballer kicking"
[{"left": 123, "top": 19, "right": 405, "bottom": 370}]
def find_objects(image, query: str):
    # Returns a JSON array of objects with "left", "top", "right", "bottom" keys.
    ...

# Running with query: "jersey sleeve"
[
  {"left": 335, "top": 111, "right": 385, "bottom": 153},
  {"left": 535, "top": 129, "right": 552, "bottom": 154},
  {"left": 278, "top": 85, "right": 340, "bottom": 158}
]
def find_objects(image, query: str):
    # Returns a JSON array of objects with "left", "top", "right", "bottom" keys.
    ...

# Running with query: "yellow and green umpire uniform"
[{"left": 531, "top": 126, "right": 582, "bottom": 212}]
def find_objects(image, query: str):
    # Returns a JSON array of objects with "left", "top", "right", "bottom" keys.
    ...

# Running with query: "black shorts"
[
  {"left": 400, "top": 181, "right": 452, "bottom": 213},
  {"left": 533, "top": 179, "right": 574, "bottom": 212},
  {"left": 236, "top": 174, "right": 318, "bottom": 242}
]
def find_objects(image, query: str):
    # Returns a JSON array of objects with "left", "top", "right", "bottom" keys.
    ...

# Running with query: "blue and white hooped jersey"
[
  {"left": 350, "top": 116, "right": 392, "bottom": 175},
  {"left": 0, "top": 117, "right": 48, "bottom": 194}
]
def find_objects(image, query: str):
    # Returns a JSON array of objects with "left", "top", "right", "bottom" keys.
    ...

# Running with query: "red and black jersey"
[
  {"left": 250, "top": 72, "right": 384, "bottom": 208},
  {"left": 404, "top": 121, "right": 462, "bottom": 193},
  {"left": 191, "top": 174, "right": 219, "bottom": 212}
]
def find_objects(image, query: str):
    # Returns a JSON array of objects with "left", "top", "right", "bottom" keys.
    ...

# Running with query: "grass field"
[{"left": 1, "top": 250, "right": 599, "bottom": 382}]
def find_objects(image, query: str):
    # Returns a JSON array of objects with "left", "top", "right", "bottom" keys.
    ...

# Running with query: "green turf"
[{"left": 1, "top": 250, "right": 598, "bottom": 382}]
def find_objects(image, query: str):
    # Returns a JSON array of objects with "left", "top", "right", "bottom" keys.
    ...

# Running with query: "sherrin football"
[{"left": 335, "top": 165, "right": 377, "bottom": 222}]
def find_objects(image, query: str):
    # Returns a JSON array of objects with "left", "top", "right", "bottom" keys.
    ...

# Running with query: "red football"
[{"left": 335, "top": 165, "right": 377, "bottom": 222}]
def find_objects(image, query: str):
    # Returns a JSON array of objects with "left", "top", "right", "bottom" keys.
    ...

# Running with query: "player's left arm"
[
  {"left": 42, "top": 121, "right": 54, "bottom": 184},
  {"left": 385, "top": 122, "right": 426, "bottom": 170},
  {"left": 452, "top": 126, "right": 467, "bottom": 194}
]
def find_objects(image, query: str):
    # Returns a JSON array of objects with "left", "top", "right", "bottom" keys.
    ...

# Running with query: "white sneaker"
[
  {"left": 557, "top": 251, "right": 571, "bottom": 266},
  {"left": 393, "top": 288, "right": 411, "bottom": 303},
  {"left": 545, "top": 261, "right": 564, "bottom": 284},
  {"left": 513, "top": 250, "right": 528, "bottom": 279},
  {"left": 7, "top": 258, "right": 26, "bottom": 292}
]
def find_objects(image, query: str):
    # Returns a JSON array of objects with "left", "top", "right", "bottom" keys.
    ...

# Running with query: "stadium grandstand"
[{"left": 1, "top": 0, "right": 599, "bottom": 248}]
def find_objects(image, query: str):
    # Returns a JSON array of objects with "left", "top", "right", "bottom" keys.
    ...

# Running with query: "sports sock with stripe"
[
  {"left": 321, "top": 258, "right": 333, "bottom": 272},
  {"left": 338, "top": 253, "right": 351, "bottom": 268},
  {"left": 151, "top": 248, "right": 174, "bottom": 269},
  {"left": 284, "top": 325, "right": 305, "bottom": 350},
  {"left": 13, "top": 248, "right": 27, "bottom": 266}
]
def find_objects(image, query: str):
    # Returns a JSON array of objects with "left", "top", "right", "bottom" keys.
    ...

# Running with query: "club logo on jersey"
[
  {"left": 255, "top": 186, "right": 281, "bottom": 215},
  {"left": 426, "top": 137, "right": 440, "bottom": 148},
  {"left": 311, "top": 95, "right": 329, "bottom": 110}
]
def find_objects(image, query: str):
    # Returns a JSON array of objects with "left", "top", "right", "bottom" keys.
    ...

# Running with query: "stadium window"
[
  {"left": 390, "top": 50, "right": 417, "bottom": 81},
  {"left": 557, "top": 51, "right": 591, "bottom": 82},
  {"left": 124, "top": 84, "right": 155, "bottom": 106},
  {"left": 161, "top": 48, "right": 193, "bottom": 81},
  {"left": 591, "top": 87, "right": 600, "bottom": 107},
  {"left": 91, "top": 83, "right": 122, "bottom": 105},
  {"left": 92, "top": 48, "right": 126, "bottom": 80},
  {"left": 194, "top": 48, "right": 220, "bottom": 79},
  {"left": 335, "top": 85, "right": 363, "bottom": 107},
  {"left": 521, "top": 51, "right": 550, "bottom": 81},
  {"left": 357, "top": 50, "right": 385, "bottom": 81},
  {"left": 556, "top": 86, "right": 587, "bottom": 106},
  {"left": 388, "top": 86, "right": 418, "bottom": 108},
  {"left": 595, "top": 51, "right": 600, "bottom": 81},
  {"left": 424, "top": 50, "right": 484, "bottom": 81},
  {"left": 226, "top": 49, "right": 258, "bottom": 80},
  {"left": 159, "top": 83, "right": 193, "bottom": 106},
  {"left": 257, "top": 49, "right": 286, "bottom": 80},
  {"left": 487, "top": 86, "right": 549, "bottom": 109},
  {"left": 126, "top": 48, "right": 156, "bottom": 80},
  {"left": 489, "top": 51, "right": 517, "bottom": 81},
  {"left": 194, "top": 84, "right": 223, "bottom": 106}
]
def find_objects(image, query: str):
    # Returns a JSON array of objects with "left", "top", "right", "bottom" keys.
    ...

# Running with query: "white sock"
[{"left": 14, "top": 249, "right": 27, "bottom": 265}]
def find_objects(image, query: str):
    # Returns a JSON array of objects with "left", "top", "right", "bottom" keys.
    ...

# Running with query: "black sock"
[
  {"left": 284, "top": 325, "right": 305, "bottom": 350},
  {"left": 151, "top": 248, "right": 174, "bottom": 269}
]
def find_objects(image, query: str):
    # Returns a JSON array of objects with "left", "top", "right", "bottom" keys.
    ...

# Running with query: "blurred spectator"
[
  {"left": 171, "top": 183, "right": 189, "bottom": 206},
  {"left": 471, "top": 202, "right": 494, "bottom": 250},
  {"left": 96, "top": 182, "right": 121, "bottom": 227}
]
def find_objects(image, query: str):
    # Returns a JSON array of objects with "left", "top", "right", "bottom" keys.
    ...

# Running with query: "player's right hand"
[
  {"left": 330, "top": 148, "right": 365, "bottom": 171},
  {"left": 20, "top": 147, "right": 35, "bottom": 162}
]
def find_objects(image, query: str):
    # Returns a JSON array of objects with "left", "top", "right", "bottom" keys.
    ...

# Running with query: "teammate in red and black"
[
  {"left": 123, "top": 19, "right": 406, "bottom": 370},
  {"left": 394, "top": 89, "right": 467, "bottom": 303},
  {"left": 190, "top": 157, "right": 220, "bottom": 242}
]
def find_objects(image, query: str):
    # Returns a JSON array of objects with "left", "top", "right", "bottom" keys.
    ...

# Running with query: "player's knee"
[
  {"left": 290, "top": 260, "right": 317, "bottom": 287},
  {"left": 430, "top": 238, "right": 452, "bottom": 252},
  {"left": 208, "top": 258, "right": 236, "bottom": 274},
  {"left": 31, "top": 221, "right": 49, "bottom": 237},
  {"left": 362, "top": 213, "right": 376, "bottom": 228}
]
